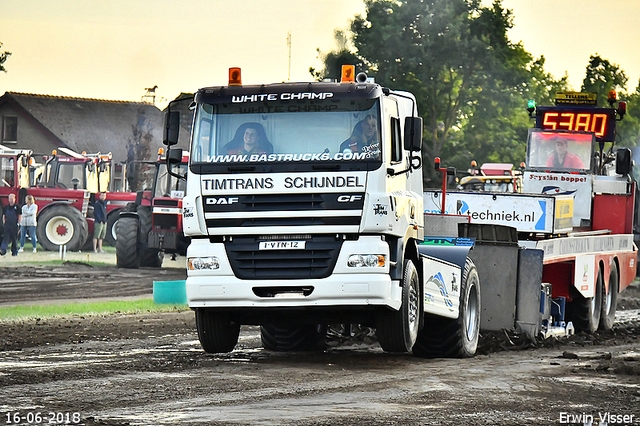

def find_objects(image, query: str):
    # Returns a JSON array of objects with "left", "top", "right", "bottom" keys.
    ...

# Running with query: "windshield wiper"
[
  {"left": 227, "top": 165, "right": 256, "bottom": 172},
  {"left": 312, "top": 164, "right": 342, "bottom": 171}
]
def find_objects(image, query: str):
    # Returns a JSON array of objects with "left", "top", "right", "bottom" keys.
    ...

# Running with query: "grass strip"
[{"left": 0, "top": 299, "right": 188, "bottom": 321}]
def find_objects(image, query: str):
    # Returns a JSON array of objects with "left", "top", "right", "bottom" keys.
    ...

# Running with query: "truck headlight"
[
  {"left": 347, "top": 254, "right": 385, "bottom": 268},
  {"left": 188, "top": 256, "right": 220, "bottom": 270}
]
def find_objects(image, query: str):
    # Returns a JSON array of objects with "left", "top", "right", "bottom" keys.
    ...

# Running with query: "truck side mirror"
[
  {"left": 404, "top": 117, "right": 423, "bottom": 152},
  {"left": 616, "top": 148, "right": 632, "bottom": 175},
  {"left": 167, "top": 148, "right": 183, "bottom": 164},
  {"left": 163, "top": 110, "right": 180, "bottom": 146}
]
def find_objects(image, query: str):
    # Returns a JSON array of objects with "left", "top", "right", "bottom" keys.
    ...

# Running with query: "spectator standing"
[
  {"left": 1, "top": 193, "right": 21, "bottom": 256},
  {"left": 93, "top": 192, "right": 107, "bottom": 253},
  {"left": 19, "top": 194, "right": 38, "bottom": 253}
]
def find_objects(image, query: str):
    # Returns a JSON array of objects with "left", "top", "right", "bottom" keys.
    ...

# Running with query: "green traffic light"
[{"left": 527, "top": 100, "right": 536, "bottom": 109}]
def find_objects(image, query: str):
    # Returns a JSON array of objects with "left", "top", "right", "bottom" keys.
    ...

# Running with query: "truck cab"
[{"left": 164, "top": 68, "right": 473, "bottom": 356}]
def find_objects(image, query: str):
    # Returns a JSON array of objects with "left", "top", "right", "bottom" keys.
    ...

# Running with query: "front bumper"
[{"left": 186, "top": 236, "right": 401, "bottom": 310}]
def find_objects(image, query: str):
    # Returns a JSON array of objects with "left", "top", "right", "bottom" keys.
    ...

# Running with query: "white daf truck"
[{"left": 162, "top": 67, "right": 561, "bottom": 357}]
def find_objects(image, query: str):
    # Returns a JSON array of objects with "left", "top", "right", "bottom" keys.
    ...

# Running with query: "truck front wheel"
[
  {"left": 195, "top": 309, "right": 240, "bottom": 353},
  {"left": 413, "top": 257, "right": 481, "bottom": 358},
  {"left": 260, "top": 324, "right": 327, "bottom": 351},
  {"left": 376, "top": 259, "right": 420, "bottom": 353}
]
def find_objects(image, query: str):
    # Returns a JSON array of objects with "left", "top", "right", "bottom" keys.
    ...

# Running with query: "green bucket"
[{"left": 153, "top": 280, "right": 187, "bottom": 305}]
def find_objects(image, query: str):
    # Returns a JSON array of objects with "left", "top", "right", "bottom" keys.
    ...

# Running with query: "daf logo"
[
  {"left": 206, "top": 197, "right": 239, "bottom": 205},
  {"left": 337, "top": 195, "right": 363, "bottom": 203}
]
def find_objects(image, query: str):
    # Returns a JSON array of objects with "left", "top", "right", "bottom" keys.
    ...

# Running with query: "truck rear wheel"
[
  {"left": 413, "top": 257, "right": 481, "bottom": 358},
  {"left": 36, "top": 205, "right": 89, "bottom": 252},
  {"left": 195, "top": 309, "right": 240, "bottom": 353},
  {"left": 567, "top": 265, "right": 603, "bottom": 333},
  {"left": 376, "top": 259, "right": 420, "bottom": 353},
  {"left": 137, "top": 206, "right": 163, "bottom": 268},
  {"left": 599, "top": 264, "right": 618, "bottom": 331},
  {"left": 260, "top": 324, "right": 327, "bottom": 351},
  {"left": 115, "top": 216, "right": 140, "bottom": 268}
]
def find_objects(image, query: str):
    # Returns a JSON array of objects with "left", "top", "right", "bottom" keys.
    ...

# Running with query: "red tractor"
[
  {"left": 0, "top": 148, "right": 90, "bottom": 251},
  {"left": 39, "top": 148, "right": 138, "bottom": 246},
  {"left": 115, "top": 150, "right": 189, "bottom": 268}
]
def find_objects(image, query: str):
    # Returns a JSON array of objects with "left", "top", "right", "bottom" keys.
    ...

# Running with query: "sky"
[{"left": 1, "top": 0, "right": 640, "bottom": 110}]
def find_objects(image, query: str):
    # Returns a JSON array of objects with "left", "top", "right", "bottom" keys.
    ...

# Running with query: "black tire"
[
  {"left": 138, "top": 206, "right": 163, "bottom": 267},
  {"left": 104, "top": 210, "right": 120, "bottom": 247},
  {"left": 260, "top": 324, "right": 327, "bottom": 351},
  {"left": 0, "top": 202, "right": 4, "bottom": 237},
  {"left": 195, "top": 308, "right": 240, "bottom": 353},
  {"left": 36, "top": 205, "right": 89, "bottom": 251},
  {"left": 376, "top": 259, "right": 420, "bottom": 353},
  {"left": 124, "top": 202, "right": 138, "bottom": 213},
  {"left": 567, "top": 264, "right": 603, "bottom": 334},
  {"left": 115, "top": 216, "right": 140, "bottom": 268},
  {"left": 599, "top": 263, "right": 618, "bottom": 331},
  {"left": 413, "top": 257, "right": 481, "bottom": 358}
]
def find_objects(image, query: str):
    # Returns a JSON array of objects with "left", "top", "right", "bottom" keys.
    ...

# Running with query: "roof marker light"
[
  {"left": 228, "top": 67, "right": 242, "bottom": 86},
  {"left": 617, "top": 101, "right": 626, "bottom": 120},
  {"left": 340, "top": 65, "right": 355, "bottom": 83}
]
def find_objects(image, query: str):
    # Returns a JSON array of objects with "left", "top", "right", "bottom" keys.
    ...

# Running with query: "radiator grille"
[{"left": 225, "top": 235, "right": 343, "bottom": 279}]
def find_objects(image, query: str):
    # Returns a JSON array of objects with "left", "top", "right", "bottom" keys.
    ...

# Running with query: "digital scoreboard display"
[{"left": 535, "top": 106, "right": 616, "bottom": 142}]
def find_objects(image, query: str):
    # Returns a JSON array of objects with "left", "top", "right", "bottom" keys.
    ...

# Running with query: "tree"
[
  {"left": 0, "top": 42, "right": 11, "bottom": 73},
  {"left": 349, "top": 0, "right": 548, "bottom": 184},
  {"left": 310, "top": 29, "right": 365, "bottom": 81},
  {"left": 579, "top": 55, "right": 639, "bottom": 157},
  {"left": 581, "top": 55, "right": 628, "bottom": 108},
  {"left": 617, "top": 79, "right": 640, "bottom": 148}
]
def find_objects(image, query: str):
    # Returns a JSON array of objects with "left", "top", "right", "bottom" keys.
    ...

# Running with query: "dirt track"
[{"left": 1, "top": 260, "right": 640, "bottom": 425}]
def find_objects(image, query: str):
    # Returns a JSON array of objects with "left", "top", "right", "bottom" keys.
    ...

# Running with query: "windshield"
[
  {"left": 190, "top": 98, "right": 381, "bottom": 171},
  {"left": 155, "top": 163, "right": 188, "bottom": 198},
  {"left": 526, "top": 129, "right": 594, "bottom": 172},
  {"left": 57, "top": 163, "right": 86, "bottom": 189}
]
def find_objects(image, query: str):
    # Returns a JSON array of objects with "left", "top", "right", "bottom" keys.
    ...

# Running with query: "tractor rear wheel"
[
  {"left": 115, "top": 216, "right": 140, "bottom": 268},
  {"left": 104, "top": 210, "right": 120, "bottom": 247},
  {"left": 137, "top": 206, "right": 163, "bottom": 267},
  {"left": 36, "top": 205, "right": 89, "bottom": 252}
]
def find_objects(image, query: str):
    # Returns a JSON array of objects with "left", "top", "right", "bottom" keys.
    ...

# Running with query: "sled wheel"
[
  {"left": 36, "top": 205, "right": 89, "bottom": 251},
  {"left": 115, "top": 216, "right": 140, "bottom": 268},
  {"left": 195, "top": 309, "right": 240, "bottom": 353},
  {"left": 413, "top": 257, "right": 481, "bottom": 358},
  {"left": 260, "top": 324, "right": 327, "bottom": 351},
  {"left": 568, "top": 264, "right": 603, "bottom": 334},
  {"left": 599, "top": 263, "right": 618, "bottom": 331},
  {"left": 376, "top": 259, "right": 420, "bottom": 353}
]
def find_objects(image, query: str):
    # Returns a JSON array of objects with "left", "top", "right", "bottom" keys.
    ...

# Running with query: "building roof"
[{"left": 0, "top": 92, "right": 164, "bottom": 162}]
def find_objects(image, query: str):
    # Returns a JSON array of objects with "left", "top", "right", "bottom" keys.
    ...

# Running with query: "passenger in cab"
[{"left": 340, "top": 115, "right": 379, "bottom": 154}]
